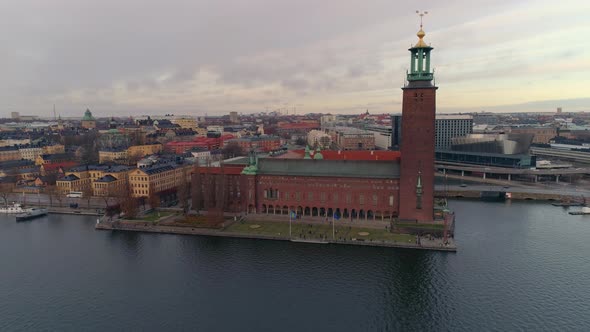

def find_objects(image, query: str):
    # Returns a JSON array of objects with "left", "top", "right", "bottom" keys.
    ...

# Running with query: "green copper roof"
[
  {"left": 303, "top": 145, "right": 311, "bottom": 159},
  {"left": 82, "top": 109, "right": 95, "bottom": 121},
  {"left": 313, "top": 146, "right": 323, "bottom": 160}
]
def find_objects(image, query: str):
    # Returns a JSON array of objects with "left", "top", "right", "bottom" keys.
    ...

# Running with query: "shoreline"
[{"left": 95, "top": 222, "right": 457, "bottom": 252}]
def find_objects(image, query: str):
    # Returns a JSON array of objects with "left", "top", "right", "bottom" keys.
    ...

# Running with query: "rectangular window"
[
  {"left": 320, "top": 192, "right": 326, "bottom": 202},
  {"left": 346, "top": 194, "right": 351, "bottom": 204},
  {"left": 359, "top": 194, "right": 365, "bottom": 205},
  {"left": 333, "top": 193, "right": 338, "bottom": 203},
  {"left": 308, "top": 192, "right": 313, "bottom": 201},
  {"left": 389, "top": 195, "right": 394, "bottom": 206},
  {"left": 373, "top": 194, "right": 378, "bottom": 206}
]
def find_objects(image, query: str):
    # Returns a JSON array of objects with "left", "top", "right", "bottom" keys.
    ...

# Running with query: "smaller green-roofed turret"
[
  {"left": 303, "top": 146, "right": 311, "bottom": 159},
  {"left": 313, "top": 146, "right": 323, "bottom": 160}
]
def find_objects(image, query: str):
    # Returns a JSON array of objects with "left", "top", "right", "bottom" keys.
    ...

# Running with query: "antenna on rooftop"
[{"left": 53, "top": 104, "right": 56, "bottom": 121}]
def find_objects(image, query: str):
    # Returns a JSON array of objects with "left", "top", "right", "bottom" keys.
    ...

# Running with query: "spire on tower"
[{"left": 414, "top": 10, "right": 429, "bottom": 48}]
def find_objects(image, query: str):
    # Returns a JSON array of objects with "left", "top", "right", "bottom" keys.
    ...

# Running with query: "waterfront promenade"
[{"left": 95, "top": 215, "right": 457, "bottom": 252}]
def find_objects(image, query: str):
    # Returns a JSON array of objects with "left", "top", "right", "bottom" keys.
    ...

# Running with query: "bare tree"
[
  {"left": 177, "top": 167, "right": 191, "bottom": 215},
  {"left": 148, "top": 191, "right": 160, "bottom": 211},
  {"left": 221, "top": 141, "right": 244, "bottom": 159},
  {"left": 0, "top": 182, "right": 14, "bottom": 207},
  {"left": 45, "top": 185, "right": 56, "bottom": 207},
  {"left": 116, "top": 183, "right": 139, "bottom": 219},
  {"left": 82, "top": 185, "right": 94, "bottom": 209}
]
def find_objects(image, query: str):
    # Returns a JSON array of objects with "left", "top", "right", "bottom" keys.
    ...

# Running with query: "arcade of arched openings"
[{"left": 253, "top": 175, "right": 399, "bottom": 221}]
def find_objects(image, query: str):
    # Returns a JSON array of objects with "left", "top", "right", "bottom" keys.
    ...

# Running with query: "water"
[{"left": 1, "top": 200, "right": 590, "bottom": 331}]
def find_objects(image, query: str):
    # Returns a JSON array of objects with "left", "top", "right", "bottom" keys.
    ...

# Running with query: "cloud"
[{"left": 0, "top": 0, "right": 589, "bottom": 117}]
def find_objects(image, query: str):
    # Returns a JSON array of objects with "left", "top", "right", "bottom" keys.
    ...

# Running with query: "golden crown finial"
[{"left": 414, "top": 10, "right": 429, "bottom": 47}]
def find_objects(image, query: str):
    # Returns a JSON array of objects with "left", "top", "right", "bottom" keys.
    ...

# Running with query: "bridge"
[{"left": 436, "top": 161, "right": 590, "bottom": 183}]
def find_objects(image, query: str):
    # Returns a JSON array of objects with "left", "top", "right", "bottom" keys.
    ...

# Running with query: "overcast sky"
[{"left": 1, "top": 0, "right": 588, "bottom": 118}]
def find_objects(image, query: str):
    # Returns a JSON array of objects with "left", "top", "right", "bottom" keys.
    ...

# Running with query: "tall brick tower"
[{"left": 399, "top": 13, "right": 437, "bottom": 223}]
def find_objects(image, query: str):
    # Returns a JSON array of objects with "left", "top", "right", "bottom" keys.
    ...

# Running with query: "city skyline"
[{"left": 1, "top": 0, "right": 589, "bottom": 118}]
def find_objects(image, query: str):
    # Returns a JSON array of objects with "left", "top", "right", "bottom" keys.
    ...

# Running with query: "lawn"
[
  {"left": 396, "top": 223, "right": 445, "bottom": 229},
  {"left": 224, "top": 220, "right": 415, "bottom": 243},
  {"left": 139, "top": 211, "right": 175, "bottom": 222}
]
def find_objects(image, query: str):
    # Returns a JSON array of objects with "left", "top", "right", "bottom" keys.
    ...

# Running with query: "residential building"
[
  {"left": 99, "top": 148, "right": 128, "bottom": 164},
  {"left": 170, "top": 116, "right": 198, "bottom": 130},
  {"left": 435, "top": 115, "right": 473, "bottom": 150},
  {"left": 307, "top": 130, "right": 332, "bottom": 149},
  {"left": 229, "top": 112, "right": 239, "bottom": 124},
  {"left": 127, "top": 144, "right": 163, "bottom": 159},
  {"left": 226, "top": 135, "right": 282, "bottom": 152},
  {"left": 128, "top": 163, "right": 192, "bottom": 198},
  {"left": 0, "top": 146, "right": 22, "bottom": 162},
  {"left": 18, "top": 146, "right": 43, "bottom": 161},
  {"left": 329, "top": 127, "right": 375, "bottom": 150}
]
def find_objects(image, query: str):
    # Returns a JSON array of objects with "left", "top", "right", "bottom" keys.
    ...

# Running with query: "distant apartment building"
[
  {"left": 190, "top": 148, "right": 212, "bottom": 163},
  {"left": 307, "top": 130, "right": 332, "bottom": 149},
  {"left": 57, "top": 165, "right": 132, "bottom": 196},
  {"left": 99, "top": 148, "right": 128, "bottom": 164},
  {"left": 329, "top": 127, "right": 375, "bottom": 150},
  {"left": 127, "top": 144, "right": 163, "bottom": 158},
  {"left": 0, "top": 138, "right": 30, "bottom": 147},
  {"left": 510, "top": 127, "right": 557, "bottom": 144},
  {"left": 435, "top": 115, "right": 474, "bottom": 150},
  {"left": 229, "top": 111, "right": 239, "bottom": 124},
  {"left": 43, "top": 144, "right": 65, "bottom": 155},
  {"left": 128, "top": 163, "right": 191, "bottom": 198},
  {"left": 365, "top": 125, "right": 393, "bottom": 150},
  {"left": 170, "top": 116, "right": 198, "bottom": 130},
  {"left": 19, "top": 146, "right": 43, "bottom": 161},
  {"left": 226, "top": 135, "right": 282, "bottom": 152},
  {"left": 35, "top": 153, "right": 72, "bottom": 166}
]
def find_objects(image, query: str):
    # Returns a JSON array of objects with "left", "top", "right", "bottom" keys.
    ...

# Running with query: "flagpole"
[
  {"left": 289, "top": 210, "right": 292, "bottom": 239},
  {"left": 332, "top": 214, "right": 335, "bottom": 240}
]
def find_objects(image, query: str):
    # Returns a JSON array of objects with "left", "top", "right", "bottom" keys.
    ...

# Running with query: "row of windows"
[{"left": 263, "top": 189, "right": 394, "bottom": 206}]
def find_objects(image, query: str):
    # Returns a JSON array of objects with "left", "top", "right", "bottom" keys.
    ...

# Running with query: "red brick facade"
[
  {"left": 243, "top": 175, "right": 400, "bottom": 221},
  {"left": 399, "top": 87, "right": 437, "bottom": 222}
]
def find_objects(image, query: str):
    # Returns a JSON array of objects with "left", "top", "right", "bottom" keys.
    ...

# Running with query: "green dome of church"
[{"left": 82, "top": 109, "right": 95, "bottom": 121}]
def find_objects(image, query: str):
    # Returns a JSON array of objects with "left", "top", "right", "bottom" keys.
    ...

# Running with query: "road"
[
  {"left": 4, "top": 192, "right": 113, "bottom": 209},
  {"left": 436, "top": 184, "right": 590, "bottom": 197}
]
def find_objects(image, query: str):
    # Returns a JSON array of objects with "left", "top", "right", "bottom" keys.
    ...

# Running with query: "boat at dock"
[
  {"left": 569, "top": 207, "right": 590, "bottom": 216},
  {"left": 0, "top": 203, "right": 25, "bottom": 214},
  {"left": 15, "top": 208, "right": 48, "bottom": 221}
]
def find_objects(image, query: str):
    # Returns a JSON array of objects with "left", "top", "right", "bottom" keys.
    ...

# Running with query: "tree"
[
  {"left": 148, "top": 191, "right": 160, "bottom": 211},
  {"left": 177, "top": 166, "right": 191, "bottom": 215},
  {"left": 0, "top": 182, "right": 14, "bottom": 207},
  {"left": 221, "top": 141, "right": 244, "bottom": 159},
  {"left": 116, "top": 183, "right": 139, "bottom": 219},
  {"left": 79, "top": 131, "right": 99, "bottom": 164},
  {"left": 82, "top": 185, "right": 94, "bottom": 209},
  {"left": 295, "top": 137, "right": 307, "bottom": 146},
  {"left": 45, "top": 185, "right": 57, "bottom": 207}
]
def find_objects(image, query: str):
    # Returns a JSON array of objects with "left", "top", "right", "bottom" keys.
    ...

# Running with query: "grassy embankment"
[{"left": 225, "top": 220, "right": 415, "bottom": 243}]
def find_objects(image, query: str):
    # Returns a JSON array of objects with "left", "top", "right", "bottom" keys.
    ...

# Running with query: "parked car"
[{"left": 69, "top": 203, "right": 79, "bottom": 209}]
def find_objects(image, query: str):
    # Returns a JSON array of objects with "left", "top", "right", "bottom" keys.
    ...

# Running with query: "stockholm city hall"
[{"left": 193, "top": 17, "right": 451, "bottom": 229}]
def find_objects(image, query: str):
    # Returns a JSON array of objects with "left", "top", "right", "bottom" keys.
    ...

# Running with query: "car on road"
[{"left": 460, "top": 184, "right": 467, "bottom": 187}]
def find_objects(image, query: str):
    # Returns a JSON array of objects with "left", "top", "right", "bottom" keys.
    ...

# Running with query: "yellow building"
[
  {"left": 170, "top": 116, "right": 198, "bottom": 130},
  {"left": 99, "top": 149, "right": 128, "bottom": 164},
  {"left": 128, "top": 163, "right": 191, "bottom": 198},
  {"left": 0, "top": 147, "right": 21, "bottom": 162},
  {"left": 57, "top": 165, "right": 132, "bottom": 195},
  {"left": 42, "top": 144, "right": 65, "bottom": 155},
  {"left": 127, "top": 144, "right": 162, "bottom": 159}
]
